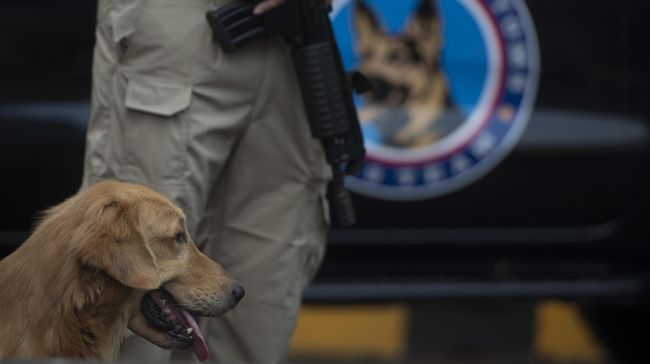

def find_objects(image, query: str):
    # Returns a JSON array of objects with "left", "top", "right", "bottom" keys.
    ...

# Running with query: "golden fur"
[{"left": 0, "top": 180, "right": 239, "bottom": 360}]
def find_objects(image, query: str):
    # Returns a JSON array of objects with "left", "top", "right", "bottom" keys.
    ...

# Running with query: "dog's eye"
[{"left": 174, "top": 232, "right": 187, "bottom": 244}]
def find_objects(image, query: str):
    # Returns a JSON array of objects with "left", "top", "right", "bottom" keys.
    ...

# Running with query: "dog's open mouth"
[{"left": 140, "top": 289, "right": 209, "bottom": 361}]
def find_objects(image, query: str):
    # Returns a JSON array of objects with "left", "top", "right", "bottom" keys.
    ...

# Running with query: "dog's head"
[
  {"left": 70, "top": 180, "right": 242, "bottom": 361},
  {"left": 354, "top": 0, "right": 443, "bottom": 106}
]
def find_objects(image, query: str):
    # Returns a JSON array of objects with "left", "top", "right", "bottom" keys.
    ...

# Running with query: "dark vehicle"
[{"left": 1, "top": 0, "right": 649, "bottom": 363}]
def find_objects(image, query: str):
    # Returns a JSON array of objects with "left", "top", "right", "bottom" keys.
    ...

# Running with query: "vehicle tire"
[{"left": 580, "top": 303, "right": 650, "bottom": 364}]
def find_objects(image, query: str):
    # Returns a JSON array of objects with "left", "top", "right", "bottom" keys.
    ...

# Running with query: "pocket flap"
[{"left": 125, "top": 78, "right": 192, "bottom": 117}]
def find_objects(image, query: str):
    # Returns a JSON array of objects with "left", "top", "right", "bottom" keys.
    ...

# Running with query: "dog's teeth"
[
  {"left": 163, "top": 308, "right": 171, "bottom": 315},
  {"left": 187, "top": 327, "right": 193, "bottom": 334}
]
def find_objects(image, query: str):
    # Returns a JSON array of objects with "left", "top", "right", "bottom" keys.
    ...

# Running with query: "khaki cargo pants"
[{"left": 82, "top": 0, "right": 330, "bottom": 362}]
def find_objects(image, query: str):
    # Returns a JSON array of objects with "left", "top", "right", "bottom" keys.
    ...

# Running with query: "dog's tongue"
[
  {"left": 169, "top": 304, "right": 209, "bottom": 362},
  {"left": 180, "top": 310, "right": 208, "bottom": 361},
  {"left": 152, "top": 290, "right": 208, "bottom": 362}
]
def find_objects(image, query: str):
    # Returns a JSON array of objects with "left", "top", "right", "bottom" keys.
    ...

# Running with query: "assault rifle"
[{"left": 207, "top": 0, "right": 368, "bottom": 227}]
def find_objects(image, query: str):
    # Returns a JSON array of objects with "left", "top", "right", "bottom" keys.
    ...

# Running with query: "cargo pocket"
[
  {"left": 122, "top": 77, "right": 193, "bottom": 185},
  {"left": 125, "top": 78, "right": 192, "bottom": 116}
]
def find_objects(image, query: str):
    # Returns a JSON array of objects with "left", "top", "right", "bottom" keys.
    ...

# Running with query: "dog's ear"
[
  {"left": 406, "top": 0, "right": 442, "bottom": 65},
  {"left": 354, "top": 0, "right": 385, "bottom": 52},
  {"left": 76, "top": 200, "right": 161, "bottom": 290}
]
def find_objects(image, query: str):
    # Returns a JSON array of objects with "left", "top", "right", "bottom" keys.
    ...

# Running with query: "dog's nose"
[{"left": 232, "top": 284, "right": 245, "bottom": 304}]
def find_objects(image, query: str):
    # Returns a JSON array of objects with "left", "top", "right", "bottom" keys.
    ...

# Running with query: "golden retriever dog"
[{"left": 0, "top": 180, "right": 244, "bottom": 361}]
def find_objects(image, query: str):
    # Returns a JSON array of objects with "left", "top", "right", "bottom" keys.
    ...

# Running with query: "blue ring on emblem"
[{"left": 333, "top": 0, "right": 541, "bottom": 201}]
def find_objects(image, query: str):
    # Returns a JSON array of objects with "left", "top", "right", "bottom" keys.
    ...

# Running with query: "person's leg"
[
  {"left": 199, "top": 40, "right": 331, "bottom": 363},
  {"left": 83, "top": 0, "right": 271, "bottom": 361},
  {"left": 85, "top": 0, "right": 274, "bottom": 234}
]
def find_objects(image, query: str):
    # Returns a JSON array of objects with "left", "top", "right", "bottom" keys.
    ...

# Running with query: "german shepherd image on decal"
[{"left": 353, "top": 0, "right": 463, "bottom": 149}]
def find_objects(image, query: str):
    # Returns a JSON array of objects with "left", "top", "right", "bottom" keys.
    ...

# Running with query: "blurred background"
[{"left": 1, "top": 0, "right": 649, "bottom": 363}]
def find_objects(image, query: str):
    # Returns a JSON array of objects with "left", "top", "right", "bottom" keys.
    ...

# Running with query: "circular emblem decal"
[{"left": 332, "top": 0, "right": 540, "bottom": 200}]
